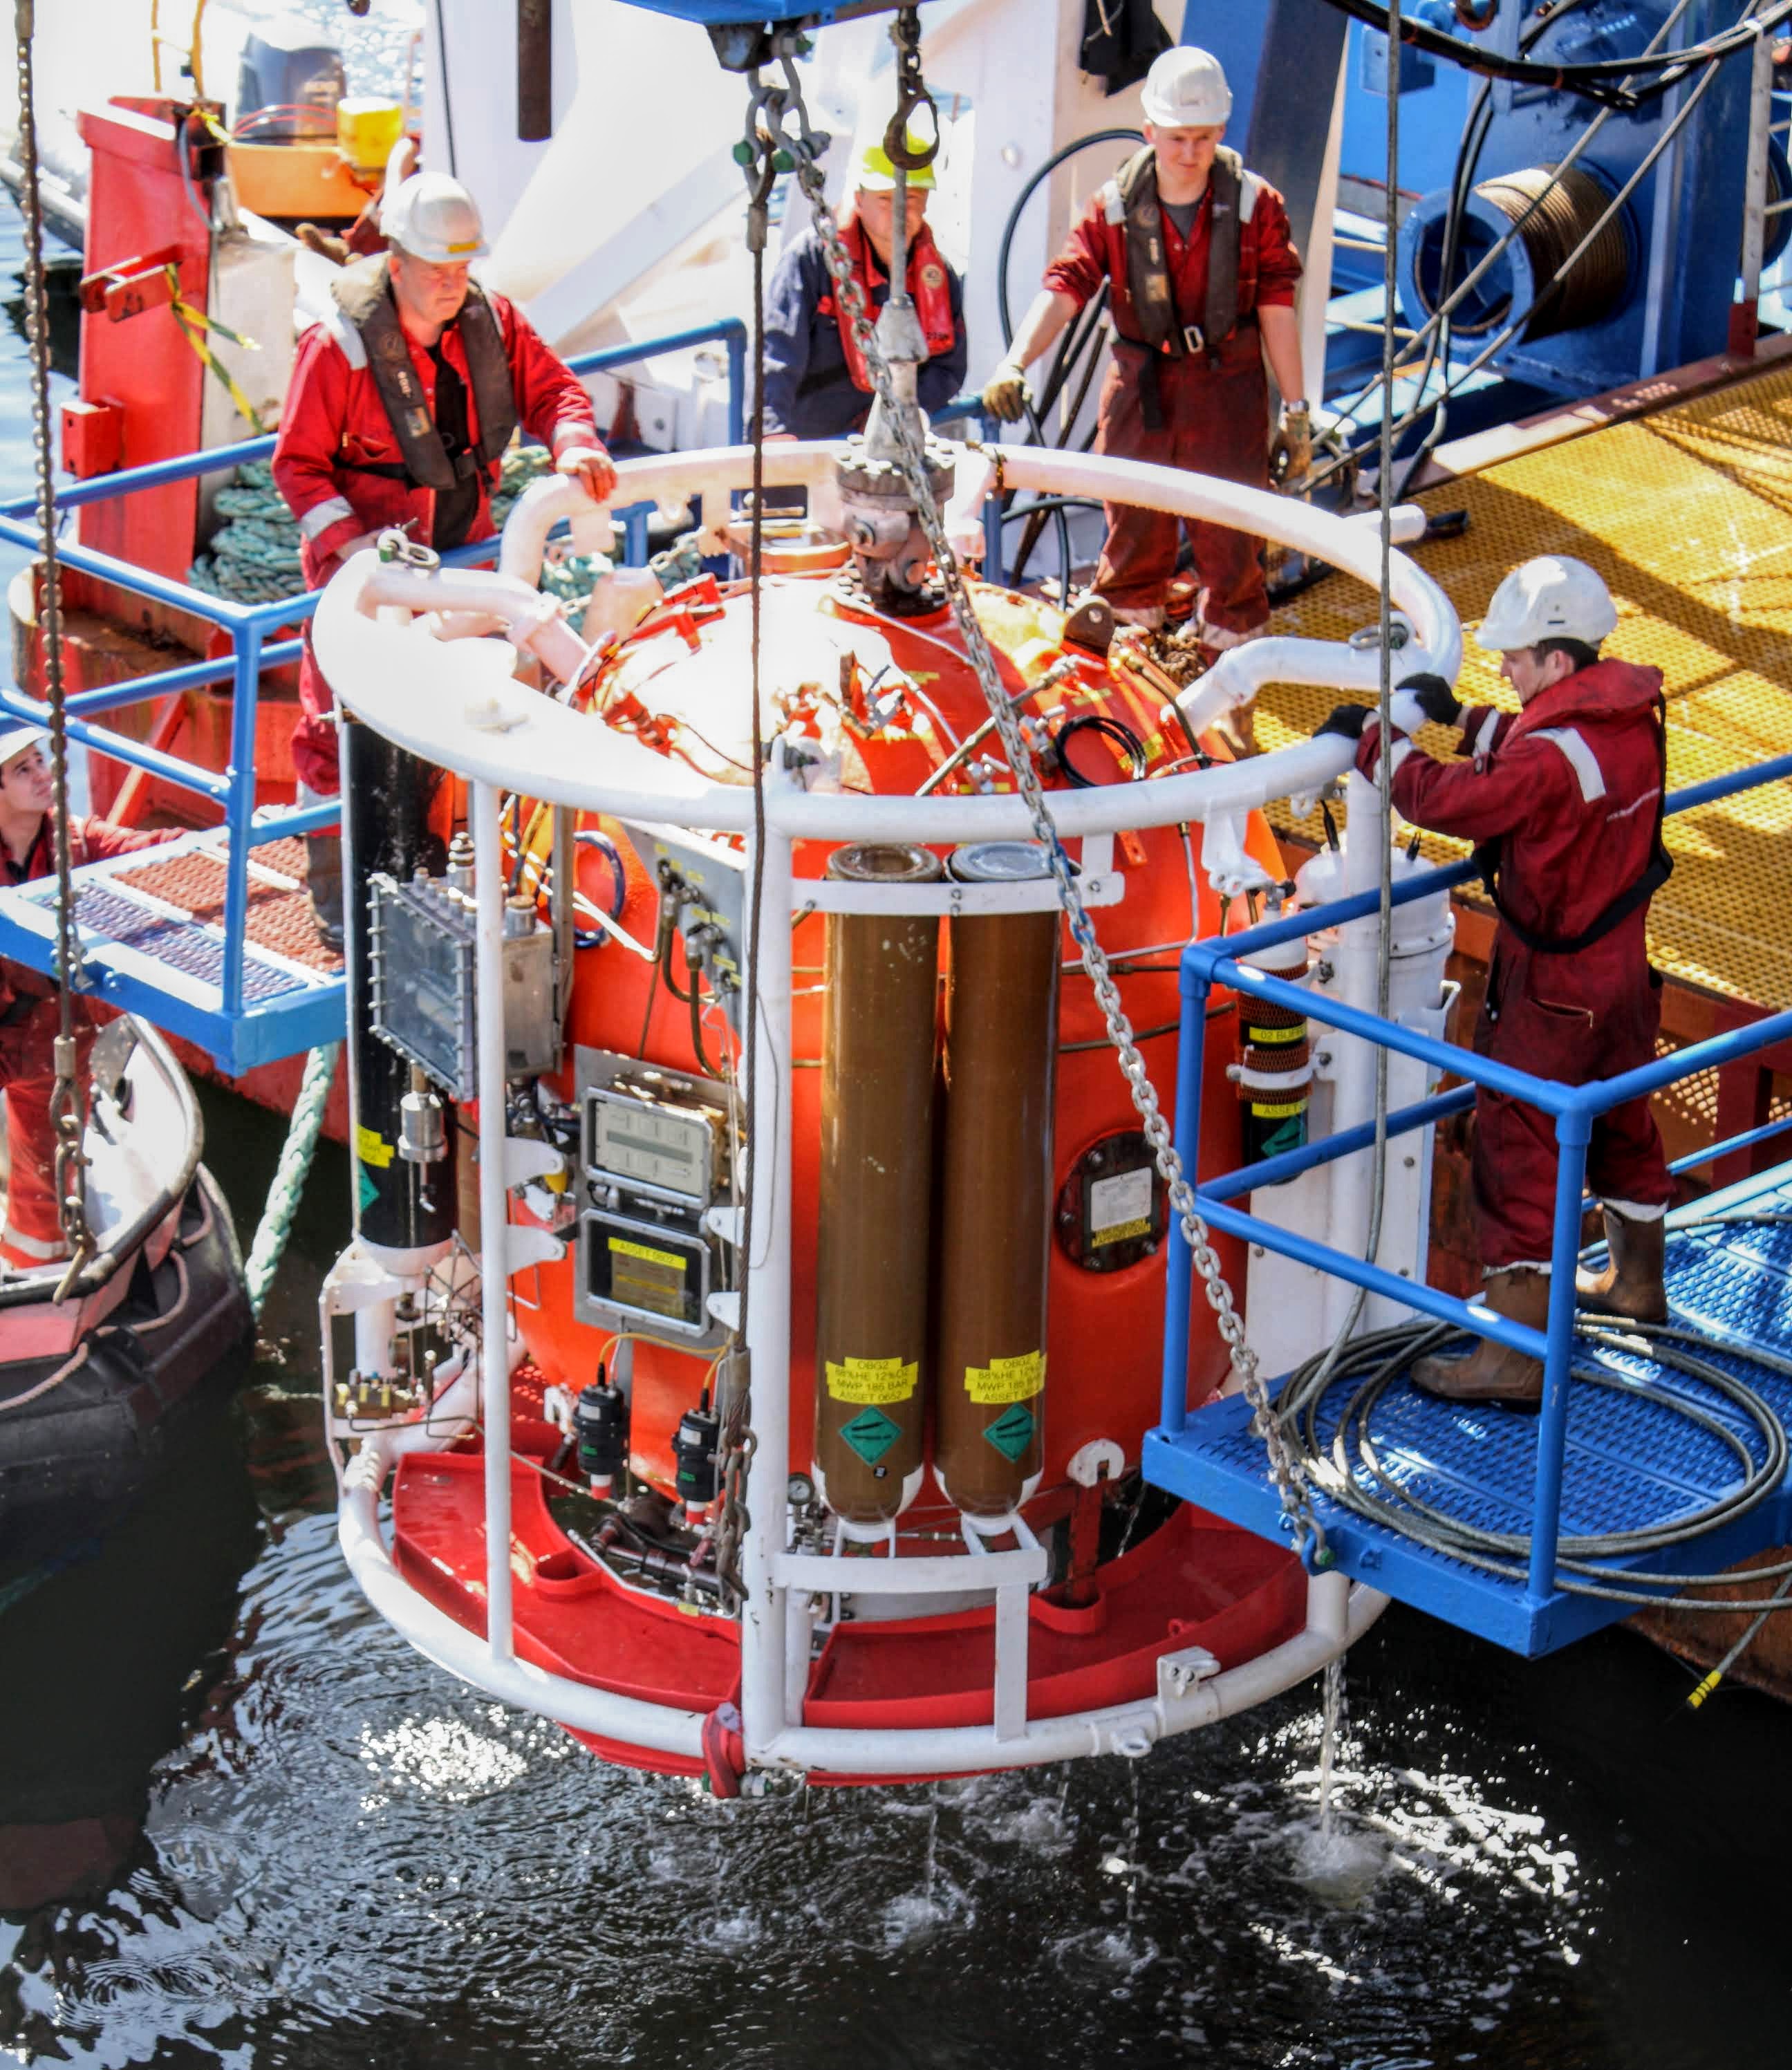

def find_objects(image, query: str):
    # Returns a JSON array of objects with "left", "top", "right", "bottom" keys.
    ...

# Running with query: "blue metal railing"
[
  {"left": 1159, "top": 748, "right": 1792, "bottom": 1610},
  {"left": 0, "top": 318, "right": 747, "bottom": 1041}
]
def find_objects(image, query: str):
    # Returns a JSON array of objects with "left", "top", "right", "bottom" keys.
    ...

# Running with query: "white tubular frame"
[{"left": 316, "top": 439, "right": 1424, "bottom": 1780}]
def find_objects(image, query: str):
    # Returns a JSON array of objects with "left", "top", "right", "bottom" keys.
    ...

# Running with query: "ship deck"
[
  {"left": 1144, "top": 1159, "right": 1792, "bottom": 1658},
  {"left": 1257, "top": 358, "right": 1792, "bottom": 1014}
]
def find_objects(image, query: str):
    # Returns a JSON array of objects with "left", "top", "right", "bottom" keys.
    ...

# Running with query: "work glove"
[
  {"left": 1315, "top": 702, "right": 1372, "bottom": 743},
  {"left": 1399, "top": 671, "right": 1463, "bottom": 728},
  {"left": 556, "top": 442, "right": 618, "bottom": 502},
  {"left": 1270, "top": 402, "right": 1313, "bottom": 488},
  {"left": 981, "top": 357, "right": 1032, "bottom": 423}
]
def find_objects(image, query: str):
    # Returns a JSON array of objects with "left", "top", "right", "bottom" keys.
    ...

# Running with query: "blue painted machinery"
[{"left": 1385, "top": 0, "right": 1783, "bottom": 397}]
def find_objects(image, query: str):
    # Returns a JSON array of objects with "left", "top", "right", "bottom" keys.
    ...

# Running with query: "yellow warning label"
[
  {"left": 965, "top": 1350, "right": 1045, "bottom": 1404},
  {"left": 1248, "top": 1099, "right": 1309, "bottom": 1119},
  {"left": 825, "top": 1356, "right": 918, "bottom": 1405},
  {"left": 354, "top": 1124, "right": 393, "bottom": 1169},
  {"left": 1246, "top": 1021, "right": 1307, "bottom": 1045},
  {"left": 608, "top": 1236, "right": 684, "bottom": 1271},
  {"left": 1093, "top": 1218, "right": 1152, "bottom": 1247}
]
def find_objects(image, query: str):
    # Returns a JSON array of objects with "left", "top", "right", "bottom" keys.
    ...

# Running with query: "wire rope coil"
[{"left": 1408, "top": 163, "right": 1634, "bottom": 342}]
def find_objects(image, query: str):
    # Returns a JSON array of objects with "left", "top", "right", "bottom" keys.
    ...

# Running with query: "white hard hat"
[
  {"left": 1475, "top": 555, "right": 1618, "bottom": 651},
  {"left": 1141, "top": 46, "right": 1232, "bottom": 130},
  {"left": 380, "top": 171, "right": 487, "bottom": 263},
  {"left": 0, "top": 722, "right": 47, "bottom": 771}
]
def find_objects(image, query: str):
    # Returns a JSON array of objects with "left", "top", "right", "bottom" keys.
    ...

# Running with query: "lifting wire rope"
[
  {"left": 13, "top": 1, "right": 93, "bottom": 1299},
  {"left": 734, "top": 10, "right": 1331, "bottom": 1569}
]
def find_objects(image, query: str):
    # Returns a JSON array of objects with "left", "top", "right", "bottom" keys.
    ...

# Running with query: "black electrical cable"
[
  {"left": 1053, "top": 711, "right": 1148, "bottom": 786},
  {"left": 1316, "top": 0, "right": 1792, "bottom": 109}
]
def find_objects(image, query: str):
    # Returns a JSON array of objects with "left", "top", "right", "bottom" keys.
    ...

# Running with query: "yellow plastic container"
[{"left": 336, "top": 97, "right": 406, "bottom": 176}]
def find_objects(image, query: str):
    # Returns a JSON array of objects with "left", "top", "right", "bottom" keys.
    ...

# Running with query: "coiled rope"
[{"left": 187, "top": 447, "right": 611, "bottom": 607}]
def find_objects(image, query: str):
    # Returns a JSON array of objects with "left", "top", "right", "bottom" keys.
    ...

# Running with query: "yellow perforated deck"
[{"left": 1254, "top": 364, "right": 1792, "bottom": 1008}]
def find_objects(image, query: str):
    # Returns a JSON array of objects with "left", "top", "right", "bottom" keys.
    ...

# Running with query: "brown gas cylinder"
[
  {"left": 813, "top": 843, "right": 943, "bottom": 1525},
  {"left": 933, "top": 841, "right": 1058, "bottom": 1518}
]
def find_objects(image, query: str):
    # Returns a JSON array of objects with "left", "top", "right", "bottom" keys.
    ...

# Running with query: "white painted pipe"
[
  {"left": 472, "top": 778, "right": 516, "bottom": 1667},
  {"left": 337, "top": 1449, "right": 708, "bottom": 1758},
  {"left": 316, "top": 569, "right": 1365, "bottom": 841},
  {"left": 1343, "top": 502, "right": 1428, "bottom": 546},
  {"left": 760, "top": 1578, "right": 1385, "bottom": 1777},
  {"left": 496, "top": 475, "right": 617, "bottom": 583},
  {"left": 1178, "top": 635, "right": 1393, "bottom": 740},
  {"left": 994, "top": 446, "right": 1461, "bottom": 678},
  {"left": 357, "top": 563, "right": 588, "bottom": 687},
  {"left": 738, "top": 761, "right": 796, "bottom": 1760}
]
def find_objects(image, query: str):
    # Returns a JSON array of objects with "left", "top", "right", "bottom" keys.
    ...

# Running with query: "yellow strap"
[{"left": 162, "top": 266, "right": 267, "bottom": 433}]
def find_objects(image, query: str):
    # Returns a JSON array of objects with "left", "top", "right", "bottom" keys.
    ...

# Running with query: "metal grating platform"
[
  {"left": 0, "top": 828, "right": 344, "bottom": 1074},
  {"left": 1143, "top": 1162, "right": 1792, "bottom": 1657},
  {"left": 1257, "top": 361, "right": 1792, "bottom": 1008}
]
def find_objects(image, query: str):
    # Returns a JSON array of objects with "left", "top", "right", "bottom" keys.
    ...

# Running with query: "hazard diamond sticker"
[
  {"left": 984, "top": 1403, "right": 1036, "bottom": 1461},
  {"left": 840, "top": 1406, "right": 902, "bottom": 1466}
]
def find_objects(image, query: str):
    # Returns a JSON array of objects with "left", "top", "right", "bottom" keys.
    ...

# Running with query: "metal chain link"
[
  {"left": 14, "top": 3, "right": 93, "bottom": 1294},
  {"left": 759, "top": 46, "right": 1327, "bottom": 1564}
]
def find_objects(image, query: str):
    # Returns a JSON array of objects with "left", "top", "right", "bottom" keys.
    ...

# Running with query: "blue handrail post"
[
  {"left": 221, "top": 624, "right": 263, "bottom": 1025},
  {"left": 1161, "top": 971, "right": 1212, "bottom": 1434},
  {"left": 1525, "top": 1108, "right": 1593, "bottom": 1612},
  {"left": 725, "top": 325, "right": 746, "bottom": 449}
]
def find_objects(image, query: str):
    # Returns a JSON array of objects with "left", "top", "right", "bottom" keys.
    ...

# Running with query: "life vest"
[
  {"left": 1473, "top": 684, "right": 1674, "bottom": 955},
  {"left": 328, "top": 256, "right": 518, "bottom": 493},
  {"left": 1103, "top": 144, "right": 1258, "bottom": 362},
  {"left": 829, "top": 212, "right": 956, "bottom": 395}
]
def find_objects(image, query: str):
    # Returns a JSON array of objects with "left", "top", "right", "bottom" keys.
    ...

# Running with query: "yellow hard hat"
[{"left": 852, "top": 127, "right": 937, "bottom": 193}]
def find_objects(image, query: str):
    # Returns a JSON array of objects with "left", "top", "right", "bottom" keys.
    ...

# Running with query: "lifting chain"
[
  {"left": 14, "top": 2, "right": 94, "bottom": 1297},
  {"left": 737, "top": 20, "right": 1330, "bottom": 1569}
]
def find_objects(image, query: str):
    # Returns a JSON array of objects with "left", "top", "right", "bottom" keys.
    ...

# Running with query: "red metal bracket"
[{"left": 77, "top": 245, "right": 186, "bottom": 324}]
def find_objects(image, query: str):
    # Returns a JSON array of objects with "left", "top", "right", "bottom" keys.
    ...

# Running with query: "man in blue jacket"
[{"left": 761, "top": 127, "right": 967, "bottom": 440}]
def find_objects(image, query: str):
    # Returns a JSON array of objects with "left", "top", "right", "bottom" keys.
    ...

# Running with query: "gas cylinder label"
[
  {"left": 1089, "top": 1167, "right": 1153, "bottom": 1247},
  {"left": 984, "top": 1403, "right": 1036, "bottom": 1460},
  {"left": 826, "top": 1356, "right": 918, "bottom": 1405},
  {"left": 965, "top": 1351, "right": 1045, "bottom": 1404},
  {"left": 355, "top": 1124, "right": 393, "bottom": 1169},
  {"left": 1246, "top": 1020, "right": 1306, "bottom": 1046},
  {"left": 840, "top": 1406, "right": 902, "bottom": 1465}
]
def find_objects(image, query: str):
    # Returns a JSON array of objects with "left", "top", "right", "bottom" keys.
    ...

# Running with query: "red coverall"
[
  {"left": 1357, "top": 659, "right": 1674, "bottom": 1271},
  {"left": 0, "top": 817, "right": 176, "bottom": 1264},
  {"left": 1042, "top": 170, "right": 1302, "bottom": 631},
  {"left": 272, "top": 291, "right": 601, "bottom": 794}
]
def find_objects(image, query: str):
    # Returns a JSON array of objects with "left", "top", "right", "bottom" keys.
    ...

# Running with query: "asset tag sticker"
[
  {"left": 355, "top": 1123, "right": 393, "bottom": 1169},
  {"left": 826, "top": 1356, "right": 918, "bottom": 1405},
  {"left": 964, "top": 1350, "right": 1045, "bottom": 1404},
  {"left": 984, "top": 1403, "right": 1036, "bottom": 1461},
  {"left": 841, "top": 1407, "right": 902, "bottom": 1466},
  {"left": 1089, "top": 1166, "right": 1153, "bottom": 1247}
]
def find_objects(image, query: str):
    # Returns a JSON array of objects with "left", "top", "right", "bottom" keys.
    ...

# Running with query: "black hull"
[{"left": 0, "top": 1168, "right": 253, "bottom": 1565}]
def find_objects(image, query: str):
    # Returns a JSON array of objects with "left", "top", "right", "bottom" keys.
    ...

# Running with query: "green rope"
[
  {"left": 245, "top": 1039, "right": 340, "bottom": 1321},
  {"left": 187, "top": 448, "right": 613, "bottom": 608}
]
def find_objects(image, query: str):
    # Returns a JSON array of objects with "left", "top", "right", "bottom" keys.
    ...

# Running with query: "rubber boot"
[
  {"left": 1411, "top": 1267, "right": 1551, "bottom": 1407},
  {"left": 306, "top": 831, "right": 344, "bottom": 953},
  {"left": 1575, "top": 1209, "right": 1668, "bottom": 1323}
]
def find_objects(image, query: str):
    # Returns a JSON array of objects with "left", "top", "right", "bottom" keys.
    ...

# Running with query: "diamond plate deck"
[
  {"left": 0, "top": 828, "right": 344, "bottom": 1074},
  {"left": 1254, "top": 361, "right": 1792, "bottom": 1009},
  {"left": 1143, "top": 1162, "right": 1792, "bottom": 1656}
]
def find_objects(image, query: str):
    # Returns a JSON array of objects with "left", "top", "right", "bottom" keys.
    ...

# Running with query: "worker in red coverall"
[
  {"left": 1316, "top": 556, "right": 1674, "bottom": 1406},
  {"left": 273, "top": 169, "right": 615, "bottom": 943},
  {"left": 0, "top": 725, "right": 176, "bottom": 1268},
  {"left": 980, "top": 45, "right": 1309, "bottom": 658}
]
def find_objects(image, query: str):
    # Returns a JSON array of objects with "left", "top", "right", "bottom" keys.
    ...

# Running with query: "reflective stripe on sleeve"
[
  {"left": 1530, "top": 725, "right": 1607, "bottom": 803},
  {"left": 298, "top": 496, "right": 358, "bottom": 543}
]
